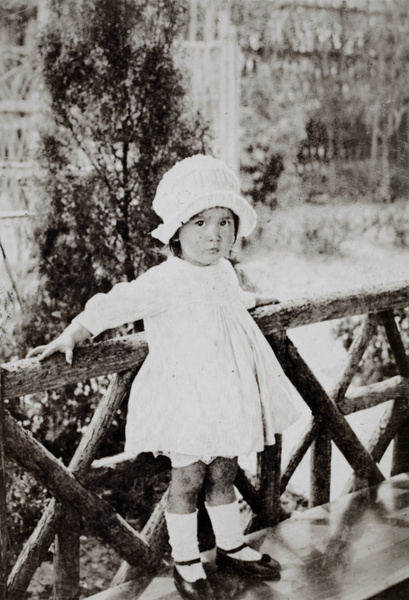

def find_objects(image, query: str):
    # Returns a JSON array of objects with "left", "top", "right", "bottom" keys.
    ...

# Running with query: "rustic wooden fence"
[{"left": 1, "top": 280, "right": 409, "bottom": 600}]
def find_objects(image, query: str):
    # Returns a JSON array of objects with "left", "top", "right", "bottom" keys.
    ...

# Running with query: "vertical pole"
[
  {"left": 203, "top": 0, "right": 214, "bottom": 41},
  {"left": 258, "top": 435, "right": 282, "bottom": 527},
  {"left": 310, "top": 432, "right": 331, "bottom": 507},
  {"left": 217, "top": 8, "right": 240, "bottom": 173},
  {"left": 218, "top": 11, "right": 229, "bottom": 168},
  {"left": 310, "top": 315, "right": 378, "bottom": 506},
  {"left": 378, "top": 311, "right": 409, "bottom": 476},
  {"left": 53, "top": 507, "right": 80, "bottom": 600},
  {"left": 188, "top": 0, "right": 198, "bottom": 41},
  {"left": 0, "top": 370, "right": 8, "bottom": 600},
  {"left": 37, "top": 0, "right": 48, "bottom": 28},
  {"left": 227, "top": 20, "right": 240, "bottom": 174}
]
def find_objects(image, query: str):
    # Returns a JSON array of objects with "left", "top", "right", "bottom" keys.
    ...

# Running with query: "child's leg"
[
  {"left": 168, "top": 460, "right": 207, "bottom": 513},
  {"left": 166, "top": 460, "right": 207, "bottom": 583},
  {"left": 205, "top": 457, "right": 281, "bottom": 579},
  {"left": 205, "top": 457, "right": 262, "bottom": 561},
  {"left": 205, "top": 456, "right": 238, "bottom": 506}
]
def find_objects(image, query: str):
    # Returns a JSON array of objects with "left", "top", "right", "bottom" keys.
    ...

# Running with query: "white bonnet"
[{"left": 150, "top": 154, "right": 257, "bottom": 244}]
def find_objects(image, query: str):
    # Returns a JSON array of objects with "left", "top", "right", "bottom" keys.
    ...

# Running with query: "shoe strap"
[
  {"left": 218, "top": 542, "right": 248, "bottom": 555},
  {"left": 174, "top": 557, "right": 202, "bottom": 566}
]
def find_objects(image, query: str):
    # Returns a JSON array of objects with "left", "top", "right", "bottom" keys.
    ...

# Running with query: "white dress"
[{"left": 74, "top": 256, "right": 301, "bottom": 457}]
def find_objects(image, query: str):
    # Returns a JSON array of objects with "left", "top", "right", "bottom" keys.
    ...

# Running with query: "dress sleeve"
[{"left": 72, "top": 265, "right": 167, "bottom": 336}]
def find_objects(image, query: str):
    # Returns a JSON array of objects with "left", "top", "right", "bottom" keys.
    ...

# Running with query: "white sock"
[
  {"left": 206, "top": 501, "right": 262, "bottom": 561},
  {"left": 165, "top": 510, "right": 206, "bottom": 582}
]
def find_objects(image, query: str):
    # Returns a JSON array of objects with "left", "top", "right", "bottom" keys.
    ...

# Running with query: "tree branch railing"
[{"left": 1, "top": 280, "right": 409, "bottom": 600}]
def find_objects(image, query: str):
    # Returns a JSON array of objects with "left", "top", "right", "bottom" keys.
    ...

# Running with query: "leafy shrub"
[
  {"left": 241, "top": 143, "right": 284, "bottom": 209},
  {"left": 27, "top": 0, "right": 211, "bottom": 337},
  {"left": 296, "top": 212, "right": 350, "bottom": 256},
  {"left": 335, "top": 161, "right": 374, "bottom": 201},
  {"left": 249, "top": 198, "right": 409, "bottom": 259},
  {"left": 334, "top": 310, "right": 409, "bottom": 386},
  {"left": 249, "top": 204, "right": 356, "bottom": 257},
  {"left": 6, "top": 460, "right": 50, "bottom": 569}
]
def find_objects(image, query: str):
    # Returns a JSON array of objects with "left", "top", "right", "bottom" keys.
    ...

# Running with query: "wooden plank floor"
[{"left": 88, "top": 473, "right": 409, "bottom": 600}]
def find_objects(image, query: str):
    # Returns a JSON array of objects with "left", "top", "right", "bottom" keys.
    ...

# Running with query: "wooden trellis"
[
  {"left": 0, "top": 115, "right": 38, "bottom": 169},
  {"left": 0, "top": 46, "right": 35, "bottom": 101},
  {"left": 0, "top": 43, "right": 40, "bottom": 173},
  {"left": 0, "top": 27, "right": 41, "bottom": 282},
  {"left": 1, "top": 281, "right": 409, "bottom": 599}
]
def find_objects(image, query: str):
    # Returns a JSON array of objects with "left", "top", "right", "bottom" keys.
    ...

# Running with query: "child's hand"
[
  {"left": 26, "top": 322, "right": 91, "bottom": 365},
  {"left": 255, "top": 296, "right": 280, "bottom": 307},
  {"left": 27, "top": 333, "right": 76, "bottom": 365}
]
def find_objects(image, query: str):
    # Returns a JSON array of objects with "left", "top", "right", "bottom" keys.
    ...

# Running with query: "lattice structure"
[
  {"left": 0, "top": 114, "right": 39, "bottom": 169},
  {"left": 0, "top": 43, "right": 40, "bottom": 201},
  {"left": 0, "top": 10, "right": 41, "bottom": 284},
  {"left": 0, "top": 39, "right": 41, "bottom": 167},
  {"left": 0, "top": 45, "right": 35, "bottom": 100},
  {"left": 0, "top": 1, "right": 239, "bottom": 178}
]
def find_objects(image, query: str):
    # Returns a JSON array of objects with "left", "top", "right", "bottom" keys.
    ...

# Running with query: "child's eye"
[
  {"left": 194, "top": 219, "right": 205, "bottom": 226},
  {"left": 220, "top": 219, "right": 232, "bottom": 227}
]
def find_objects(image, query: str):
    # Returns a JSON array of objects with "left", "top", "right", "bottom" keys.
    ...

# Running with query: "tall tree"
[
  {"left": 26, "top": 0, "right": 211, "bottom": 347},
  {"left": 14, "top": 0, "right": 211, "bottom": 463}
]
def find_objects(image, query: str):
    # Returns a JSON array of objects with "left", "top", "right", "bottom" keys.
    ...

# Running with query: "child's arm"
[
  {"left": 26, "top": 321, "right": 91, "bottom": 365},
  {"left": 227, "top": 262, "right": 281, "bottom": 310}
]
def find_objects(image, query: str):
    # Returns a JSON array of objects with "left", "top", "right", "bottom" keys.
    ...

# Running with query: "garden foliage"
[
  {"left": 234, "top": 0, "right": 409, "bottom": 204},
  {"left": 29, "top": 0, "right": 210, "bottom": 343},
  {"left": 335, "top": 310, "right": 409, "bottom": 386}
]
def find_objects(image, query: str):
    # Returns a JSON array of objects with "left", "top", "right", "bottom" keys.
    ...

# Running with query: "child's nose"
[{"left": 208, "top": 224, "right": 222, "bottom": 239}]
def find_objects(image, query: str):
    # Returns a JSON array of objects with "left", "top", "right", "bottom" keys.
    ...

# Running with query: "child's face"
[{"left": 178, "top": 207, "right": 236, "bottom": 266}]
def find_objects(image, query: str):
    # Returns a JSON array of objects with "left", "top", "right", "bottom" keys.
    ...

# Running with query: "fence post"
[
  {"left": 378, "top": 311, "right": 409, "bottom": 476},
  {"left": 310, "top": 315, "right": 378, "bottom": 506},
  {"left": 310, "top": 431, "right": 331, "bottom": 507},
  {"left": 0, "top": 369, "right": 7, "bottom": 600},
  {"left": 53, "top": 506, "right": 80, "bottom": 600},
  {"left": 258, "top": 435, "right": 282, "bottom": 527}
]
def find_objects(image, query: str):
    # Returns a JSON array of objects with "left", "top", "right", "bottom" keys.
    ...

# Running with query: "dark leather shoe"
[
  {"left": 173, "top": 566, "right": 216, "bottom": 600},
  {"left": 216, "top": 543, "right": 281, "bottom": 581}
]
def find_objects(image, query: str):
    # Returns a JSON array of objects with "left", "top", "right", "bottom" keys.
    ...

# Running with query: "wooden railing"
[{"left": 2, "top": 280, "right": 409, "bottom": 600}]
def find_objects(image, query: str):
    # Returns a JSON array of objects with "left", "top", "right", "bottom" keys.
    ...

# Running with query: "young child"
[{"left": 28, "top": 155, "right": 301, "bottom": 600}]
